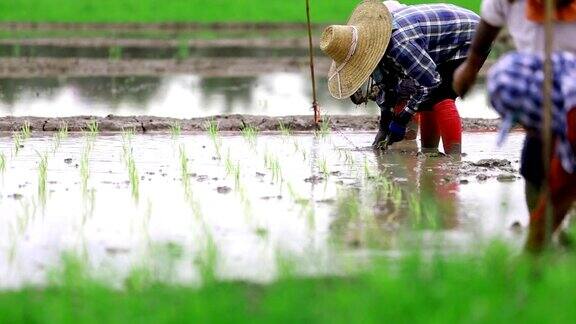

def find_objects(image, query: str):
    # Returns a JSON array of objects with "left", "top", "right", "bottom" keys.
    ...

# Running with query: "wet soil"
[{"left": 0, "top": 115, "right": 514, "bottom": 133}]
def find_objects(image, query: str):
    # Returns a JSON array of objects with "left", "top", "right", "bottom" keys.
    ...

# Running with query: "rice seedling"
[
  {"left": 85, "top": 120, "right": 99, "bottom": 138},
  {"left": 122, "top": 127, "right": 135, "bottom": 143},
  {"left": 292, "top": 139, "right": 300, "bottom": 153},
  {"left": 205, "top": 119, "right": 221, "bottom": 159},
  {"left": 12, "top": 132, "right": 23, "bottom": 155},
  {"left": 80, "top": 147, "right": 90, "bottom": 194},
  {"left": 0, "top": 152, "right": 6, "bottom": 173},
  {"left": 170, "top": 121, "right": 182, "bottom": 139},
  {"left": 109, "top": 46, "right": 122, "bottom": 60},
  {"left": 82, "top": 189, "right": 96, "bottom": 225},
  {"left": 179, "top": 144, "right": 191, "bottom": 198},
  {"left": 278, "top": 121, "right": 292, "bottom": 137},
  {"left": 16, "top": 199, "right": 36, "bottom": 236},
  {"left": 318, "top": 157, "right": 329, "bottom": 177},
  {"left": 58, "top": 121, "right": 69, "bottom": 139},
  {"left": 126, "top": 154, "right": 140, "bottom": 201},
  {"left": 37, "top": 152, "right": 48, "bottom": 204},
  {"left": 12, "top": 44, "right": 21, "bottom": 57},
  {"left": 241, "top": 124, "right": 258, "bottom": 145},
  {"left": 176, "top": 39, "right": 190, "bottom": 61},
  {"left": 264, "top": 152, "right": 282, "bottom": 183},
  {"left": 51, "top": 123, "right": 69, "bottom": 154},
  {"left": 363, "top": 156, "right": 371, "bottom": 178},
  {"left": 316, "top": 117, "right": 331, "bottom": 137},
  {"left": 121, "top": 127, "right": 136, "bottom": 161},
  {"left": 20, "top": 121, "right": 31, "bottom": 139},
  {"left": 205, "top": 119, "right": 219, "bottom": 141}
]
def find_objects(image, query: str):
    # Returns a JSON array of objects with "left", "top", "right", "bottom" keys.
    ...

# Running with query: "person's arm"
[
  {"left": 384, "top": 41, "right": 441, "bottom": 144},
  {"left": 453, "top": 19, "right": 502, "bottom": 97},
  {"left": 390, "top": 41, "right": 442, "bottom": 116}
]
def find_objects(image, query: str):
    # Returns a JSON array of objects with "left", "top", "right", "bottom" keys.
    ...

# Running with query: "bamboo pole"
[
  {"left": 305, "top": 0, "right": 321, "bottom": 125},
  {"left": 542, "top": 0, "right": 555, "bottom": 245}
]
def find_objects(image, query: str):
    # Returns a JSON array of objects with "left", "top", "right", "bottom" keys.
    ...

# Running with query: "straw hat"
[{"left": 320, "top": 0, "right": 393, "bottom": 99}]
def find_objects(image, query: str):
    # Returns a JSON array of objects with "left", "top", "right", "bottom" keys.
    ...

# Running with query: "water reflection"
[{"left": 0, "top": 73, "right": 494, "bottom": 118}]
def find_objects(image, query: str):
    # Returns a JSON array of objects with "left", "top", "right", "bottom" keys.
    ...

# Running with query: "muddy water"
[
  {"left": 0, "top": 73, "right": 494, "bottom": 118},
  {"left": 0, "top": 131, "right": 526, "bottom": 288}
]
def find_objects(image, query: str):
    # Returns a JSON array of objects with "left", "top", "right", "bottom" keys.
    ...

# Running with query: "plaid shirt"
[
  {"left": 488, "top": 51, "right": 576, "bottom": 173},
  {"left": 372, "top": 4, "right": 479, "bottom": 113}
]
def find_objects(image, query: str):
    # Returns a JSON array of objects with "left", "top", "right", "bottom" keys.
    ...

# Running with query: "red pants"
[
  {"left": 526, "top": 109, "right": 576, "bottom": 251},
  {"left": 394, "top": 99, "right": 462, "bottom": 153},
  {"left": 419, "top": 99, "right": 462, "bottom": 153}
]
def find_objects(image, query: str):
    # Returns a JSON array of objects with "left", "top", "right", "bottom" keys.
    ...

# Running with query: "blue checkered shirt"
[
  {"left": 371, "top": 4, "right": 479, "bottom": 113},
  {"left": 488, "top": 51, "right": 576, "bottom": 173}
]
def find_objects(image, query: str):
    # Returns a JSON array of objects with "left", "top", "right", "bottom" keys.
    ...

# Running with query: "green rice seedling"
[
  {"left": 285, "top": 182, "right": 302, "bottom": 202},
  {"left": 205, "top": 119, "right": 221, "bottom": 158},
  {"left": 12, "top": 44, "right": 21, "bottom": 57},
  {"left": 58, "top": 121, "right": 69, "bottom": 139},
  {"left": 224, "top": 149, "right": 234, "bottom": 176},
  {"left": 109, "top": 46, "right": 122, "bottom": 60},
  {"left": 205, "top": 119, "right": 219, "bottom": 141},
  {"left": 179, "top": 145, "right": 191, "bottom": 198},
  {"left": 278, "top": 121, "right": 292, "bottom": 137},
  {"left": 12, "top": 132, "right": 23, "bottom": 155},
  {"left": 292, "top": 139, "right": 300, "bottom": 153},
  {"left": 85, "top": 120, "right": 99, "bottom": 138},
  {"left": 80, "top": 147, "right": 90, "bottom": 194},
  {"left": 16, "top": 199, "right": 36, "bottom": 236},
  {"left": 177, "top": 39, "right": 190, "bottom": 60},
  {"left": 319, "top": 157, "right": 329, "bottom": 177},
  {"left": 316, "top": 117, "right": 331, "bottom": 137},
  {"left": 196, "top": 231, "right": 218, "bottom": 285},
  {"left": 51, "top": 122, "right": 69, "bottom": 154},
  {"left": 126, "top": 154, "right": 140, "bottom": 201},
  {"left": 170, "top": 121, "right": 181, "bottom": 139},
  {"left": 20, "top": 121, "right": 31, "bottom": 139},
  {"left": 363, "top": 156, "right": 371, "bottom": 179},
  {"left": 234, "top": 161, "right": 241, "bottom": 189},
  {"left": 241, "top": 125, "right": 258, "bottom": 145},
  {"left": 37, "top": 152, "right": 48, "bottom": 204},
  {"left": 0, "top": 152, "right": 6, "bottom": 173}
]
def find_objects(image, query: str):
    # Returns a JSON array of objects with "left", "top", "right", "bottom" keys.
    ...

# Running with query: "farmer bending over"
[
  {"left": 453, "top": 0, "right": 576, "bottom": 251},
  {"left": 320, "top": 0, "right": 480, "bottom": 154}
]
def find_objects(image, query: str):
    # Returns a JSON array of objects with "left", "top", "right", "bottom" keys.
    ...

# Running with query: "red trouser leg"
[
  {"left": 526, "top": 109, "right": 576, "bottom": 251},
  {"left": 419, "top": 110, "right": 440, "bottom": 151},
  {"left": 432, "top": 99, "right": 462, "bottom": 154}
]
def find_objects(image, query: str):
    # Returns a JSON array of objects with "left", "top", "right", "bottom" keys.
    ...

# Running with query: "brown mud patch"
[{"left": 0, "top": 115, "right": 515, "bottom": 133}]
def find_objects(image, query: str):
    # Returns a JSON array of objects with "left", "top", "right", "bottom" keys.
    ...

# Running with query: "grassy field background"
[{"left": 0, "top": 0, "right": 480, "bottom": 23}]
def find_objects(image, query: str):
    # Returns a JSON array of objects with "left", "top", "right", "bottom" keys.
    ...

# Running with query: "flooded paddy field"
[
  {"left": 0, "top": 25, "right": 535, "bottom": 291},
  {"left": 0, "top": 130, "right": 527, "bottom": 288}
]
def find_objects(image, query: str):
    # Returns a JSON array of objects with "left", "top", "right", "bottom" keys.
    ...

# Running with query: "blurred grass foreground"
[
  {"left": 0, "top": 0, "right": 480, "bottom": 23},
  {"left": 2, "top": 244, "right": 576, "bottom": 323}
]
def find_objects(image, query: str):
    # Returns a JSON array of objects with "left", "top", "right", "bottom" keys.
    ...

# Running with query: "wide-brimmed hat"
[{"left": 320, "top": 0, "right": 393, "bottom": 99}]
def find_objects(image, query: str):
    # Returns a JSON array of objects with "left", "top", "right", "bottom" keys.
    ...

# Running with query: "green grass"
[
  {"left": 0, "top": 1, "right": 481, "bottom": 23},
  {"left": 2, "top": 243, "right": 576, "bottom": 323}
]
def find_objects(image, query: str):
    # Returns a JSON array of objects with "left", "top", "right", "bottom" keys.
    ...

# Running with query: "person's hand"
[
  {"left": 387, "top": 121, "right": 406, "bottom": 144},
  {"left": 453, "top": 61, "right": 478, "bottom": 98},
  {"left": 372, "top": 129, "right": 388, "bottom": 149}
]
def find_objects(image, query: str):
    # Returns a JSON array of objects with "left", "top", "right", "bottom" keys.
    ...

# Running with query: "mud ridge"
[
  {"left": 0, "top": 57, "right": 330, "bottom": 78},
  {"left": 0, "top": 115, "right": 514, "bottom": 133}
]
